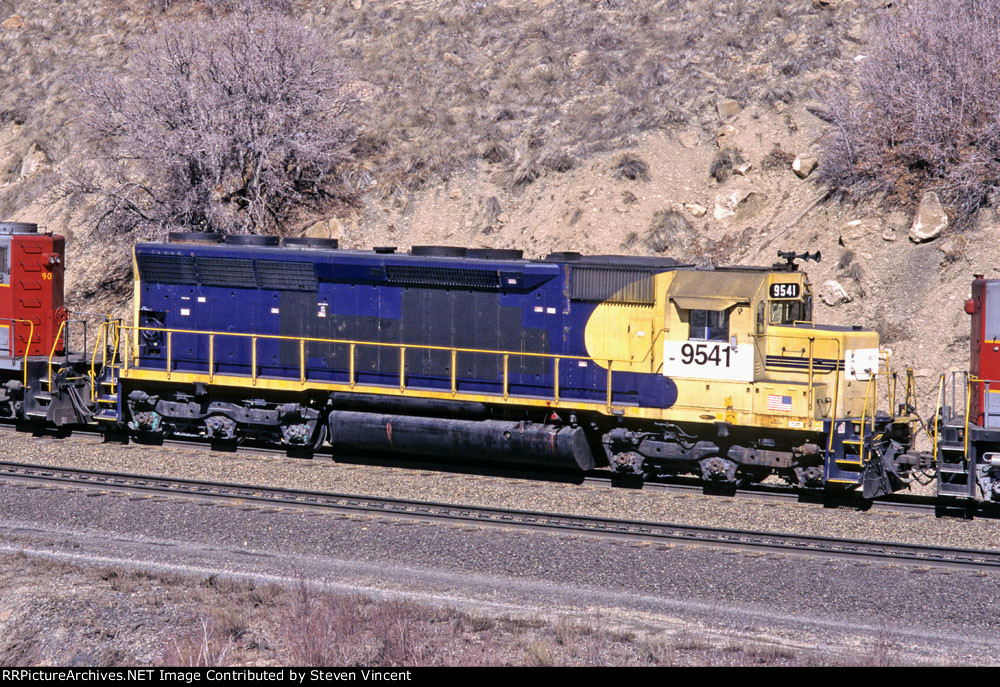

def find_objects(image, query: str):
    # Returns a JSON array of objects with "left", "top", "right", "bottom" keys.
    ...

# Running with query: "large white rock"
[
  {"left": 18, "top": 142, "right": 49, "bottom": 179},
  {"left": 909, "top": 191, "right": 948, "bottom": 243},
  {"left": 713, "top": 188, "right": 767, "bottom": 221},
  {"left": 792, "top": 154, "right": 818, "bottom": 179},
  {"left": 819, "top": 280, "right": 851, "bottom": 306}
]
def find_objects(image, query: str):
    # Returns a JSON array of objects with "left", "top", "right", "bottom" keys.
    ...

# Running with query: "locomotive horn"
[{"left": 775, "top": 250, "right": 821, "bottom": 270}]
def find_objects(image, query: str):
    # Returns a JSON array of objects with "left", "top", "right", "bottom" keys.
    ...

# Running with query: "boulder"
[
  {"left": 18, "top": 143, "right": 50, "bottom": 179},
  {"left": 733, "top": 161, "right": 753, "bottom": 176},
  {"left": 792, "top": 154, "right": 818, "bottom": 179},
  {"left": 677, "top": 131, "right": 699, "bottom": 149},
  {"left": 568, "top": 50, "right": 589, "bottom": 70},
  {"left": 304, "top": 217, "right": 344, "bottom": 241},
  {"left": 819, "top": 280, "right": 851, "bottom": 306},
  {"left": 909, "top": 191, "right": 948, "bottom": 243},
  {"left": 716, "top": 124, "right": 737, "bottom": 147},
  {"left": 1, "top": 15, "right": 24, "bottom": 30},
  {"left": 716, "top": 98, "right": 741, "bottom": 120},
  {"left": 713, "top": 188, "right": 767, "bottom": 221},
  {"left": 839, "top": 218, "right": 870, "bottom": 246},
  {"left": 683, "top": 203, "right": 708, "bottom": 218}
]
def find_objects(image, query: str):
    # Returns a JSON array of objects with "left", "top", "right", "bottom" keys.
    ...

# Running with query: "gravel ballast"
[{"left": 2, "top": 430, "right": 998, "bottom": 552}]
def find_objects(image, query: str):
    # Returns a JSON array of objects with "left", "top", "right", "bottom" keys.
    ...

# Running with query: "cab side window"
[{"left": 689, "top": 309, "right": 729, "bottom": 342}]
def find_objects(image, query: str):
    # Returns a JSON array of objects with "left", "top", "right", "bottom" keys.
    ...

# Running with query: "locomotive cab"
[
  {"left": 585, "top": 257, "right": 897, "bottom": 490},
  {"left": 661, "top": 268, "right": 883, "bottom": 424}
]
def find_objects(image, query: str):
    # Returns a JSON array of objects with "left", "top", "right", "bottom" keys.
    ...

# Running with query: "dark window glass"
[
  {"left": 689, "top": 309, "right": 729, "bottom": 341},
  {"left": 769, "top": 299, "right": 811, "bottom": 325}
]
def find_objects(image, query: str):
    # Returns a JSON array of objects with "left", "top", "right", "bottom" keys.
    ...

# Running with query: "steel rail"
[
  {"left": 0, "top": 460, "right": 998, "bottom": 572},
  {"left": 0, "top": 420, "right": 991, "bottom": 518}
]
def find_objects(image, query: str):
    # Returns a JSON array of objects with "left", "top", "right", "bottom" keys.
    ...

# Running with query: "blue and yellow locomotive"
[{"left": 64, "top": 234, "right": 911, "bottom": 496}]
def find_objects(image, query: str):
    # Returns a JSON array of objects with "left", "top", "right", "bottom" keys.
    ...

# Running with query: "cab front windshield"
[{"left": 769, "top": 298, "right": 811, "bottom": 325}]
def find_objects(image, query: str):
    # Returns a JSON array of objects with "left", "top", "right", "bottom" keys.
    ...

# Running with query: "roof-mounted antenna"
[{"left": 775, "top": 250, "right": 821, "bottom": 271}]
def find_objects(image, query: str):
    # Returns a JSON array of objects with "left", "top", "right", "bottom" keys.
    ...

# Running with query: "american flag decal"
[{"left": 767, "top": 394, "right": 793, "bottom": 412}]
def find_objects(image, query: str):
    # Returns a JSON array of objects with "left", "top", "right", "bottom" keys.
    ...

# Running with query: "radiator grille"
[
  {"left": 570, "top": 266, "right": 655, "bottom": 305},
  {"left": 256, "top": 260, "right": 317, "bottom": 291},
  {"left": 194, "top": 257, "right": 257, "bottom": 288},
  {"left": 136, "top": 254, "right": 198, "bottom": 285},
  {"left": 385, "top": 264, "right": 501, "bottom": 289}
]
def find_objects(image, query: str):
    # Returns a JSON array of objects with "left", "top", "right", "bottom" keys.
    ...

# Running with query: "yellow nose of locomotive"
[{"left": 583, "top": 264, "right": 885, "bottom": 431}]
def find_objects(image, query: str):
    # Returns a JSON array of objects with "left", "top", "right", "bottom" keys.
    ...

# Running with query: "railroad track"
[
  {"left": 1, "top": 420, "right": 990, "bottom": 518},
  {"left": 1, "top": 460, "right": 998, "bottom": 572}
]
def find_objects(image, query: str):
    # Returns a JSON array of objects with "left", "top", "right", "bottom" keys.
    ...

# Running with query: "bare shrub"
[
  {"left": 709, "top": 147, "right": 746, "bottom": 182},
  {"left": 614, "top": 153, "right": 649, "bottom": 182},
  {"left": 148, "top": 0, "right": 292, "bottom": 14},
  {"left": 762, "top": 143, "right": 795, "bottom": 171},
  {"left": 541, "top": 152, "right": 576, "bottom": 173},
  {"left": 647, "top": 210, "right": 690, "bottom": 253},
  {"left": 822, "top": 0, "right": 1000, "bottom": 227},
  {"left": 68, "top": 8, "right": 357, "bottom": 238},
  {"left": 280, "top": 584, "right": 367, "bottom": 666},
  {"left": 278, "top": 585, "right": 427, "bottom": 667},
  {"left": 481, "top": 142, "right": 513, "bottom": 165}
]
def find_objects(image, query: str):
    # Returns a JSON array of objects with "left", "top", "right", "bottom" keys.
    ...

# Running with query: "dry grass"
[
  {"left": 0, "top": 0, "right": 870, "bottom": 217},
  {"left": 0, "top": 553, "right": 847, "bottom": 667}
]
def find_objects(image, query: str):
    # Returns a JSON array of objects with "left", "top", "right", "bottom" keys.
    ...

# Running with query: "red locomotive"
[
  {"left": 0, "top": 221, "right": 65, "bottom": 358},
  {"left": 933, "top": 275, "right": 1000, "bottom": 500}
]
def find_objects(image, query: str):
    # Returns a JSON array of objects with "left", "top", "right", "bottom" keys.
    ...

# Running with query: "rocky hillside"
[{"left": 0, "top": 0, "right": 987, "bottom": 411}]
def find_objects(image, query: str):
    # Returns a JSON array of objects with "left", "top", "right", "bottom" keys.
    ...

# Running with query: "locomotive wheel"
[{"left": 609, "top": 450, "right": 646, "bottom": 477}]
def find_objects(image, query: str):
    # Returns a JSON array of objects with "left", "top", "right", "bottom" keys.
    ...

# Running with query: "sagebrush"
[
  {"left": 64, "top": 6, "right": 357, "bottom": 238},
  {"left": 822, "top": 0, "right": 1000, "bottom": 226}
]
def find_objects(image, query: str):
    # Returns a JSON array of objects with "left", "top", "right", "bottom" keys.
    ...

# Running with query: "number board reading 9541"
[
  {"left": 662, "top": 340, "right": 754, "bottom": 382},
  {"left": 769, "top": 283, "right": 800, "bottom": 299}
]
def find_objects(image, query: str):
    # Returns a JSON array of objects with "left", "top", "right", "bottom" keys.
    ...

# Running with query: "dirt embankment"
[{"left": 0, "top": 0, "right": 981, "bottom": 407}]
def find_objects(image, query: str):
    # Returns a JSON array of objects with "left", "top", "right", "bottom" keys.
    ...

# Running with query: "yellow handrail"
[
  {"left": 933, "top": 373, "right": 945, "bottom": 463},
  {"left": 47, "top": 318, "right": 68, "bottom": 388},
  {"left": 111, "top": 322, "right": 644, "bottom": 411},
  {"left": 89, "top": 321, "right": 109, "bottom": 402},
  {"left": 964, "top": 377, "right": 973, "bottom": 460},
  {"left": 0, "top": 318, "right": 35, "bottom": 388},
  {"left": 116, "top": 324, "right": 641, "bottom": 363}
]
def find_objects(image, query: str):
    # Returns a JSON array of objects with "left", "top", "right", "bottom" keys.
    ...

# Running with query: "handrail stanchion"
[
  {"left": 450, "top": 349, "right": 457, "bottom": 396},
  {"left": 553, "top": 357, "right": 560, "bottom": 403},
  {"left": 606, "top": 361, "right": 613, "bottom": 413},
  {"left": 166, "top": 331, "right": 173, "bottom": 381},
  {"left": 502, "top": 354, "right": 509, "bottom": 400},
  {"left": 251, "top": 336, "right": 257, "bottom": 385},
  {"left": 964, "top": 377, "right": 974, "bottom": 460},
  {"left": 349, "top": 343, "right": 356, "bottom": 388},
  {"left": 299, "top": 338, "right": 305, "bottom": 385},
  {"left": 400, "top": 347, "right": 406, "bottom": 391},
  {"left": 47, "top": 319, "right": 67, "bottom": 389},
  {"left": 208, "top": 334, "right": 215, "bottom": 383}
]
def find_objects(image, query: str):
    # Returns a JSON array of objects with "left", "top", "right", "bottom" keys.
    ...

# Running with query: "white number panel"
[{"left": 663, "top": 340, "right": 755, "bottom": 382}]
